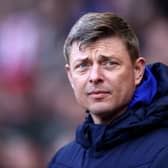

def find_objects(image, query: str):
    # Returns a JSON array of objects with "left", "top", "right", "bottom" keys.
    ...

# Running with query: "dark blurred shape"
[{"left": 153, "top": 0, "right": 168, "bottom": 18}]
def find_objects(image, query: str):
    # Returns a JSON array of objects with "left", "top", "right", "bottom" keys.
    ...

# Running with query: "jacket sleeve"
[
  {"left": 48, "top": 147, "right": 63, "bottom": 168},
  {"left": 150, "top": 146, "right": 168, "bottom": 168},
  {"left": 48, "top": 153, "right": 57, "bottom": 168}
]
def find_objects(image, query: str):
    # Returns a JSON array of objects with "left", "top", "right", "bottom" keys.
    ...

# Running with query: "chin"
[
  {"left": 87, "top": 102, "right": 126, "bottom": 122},
  {"left": 88, "top": 103, "right": 113, "bottom": 115}
]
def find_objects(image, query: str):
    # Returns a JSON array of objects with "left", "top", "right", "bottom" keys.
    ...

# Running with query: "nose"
[{"left": 89, "top": 64, "right": 103, "bottom": 84}]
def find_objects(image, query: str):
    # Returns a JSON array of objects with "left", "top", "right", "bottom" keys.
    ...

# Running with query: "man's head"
[{"left": 64, "top": 12, "right": 145, "bottom": 124}]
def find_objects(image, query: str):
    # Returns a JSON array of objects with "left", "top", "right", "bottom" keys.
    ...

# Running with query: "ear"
[
  {"left": 134, "top": 57, "right": 146, "bottom": 86},
  {"left": 65, "top": 64, "right": 74, "bottom": 89}
]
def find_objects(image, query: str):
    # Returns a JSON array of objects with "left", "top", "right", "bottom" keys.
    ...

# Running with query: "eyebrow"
[
  {"left": 99, "top": 54, "right": 115, "bottom": 59},
  {"left": 73, "top": 54, "right": 117, "bottom": 64},
  {"left": 74, "top": 57, "right": 89, "bottom": 63}
]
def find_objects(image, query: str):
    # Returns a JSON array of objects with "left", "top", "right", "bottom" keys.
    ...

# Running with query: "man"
[{"left": 49, "top": 12, "right": 168, "bottom": 168}]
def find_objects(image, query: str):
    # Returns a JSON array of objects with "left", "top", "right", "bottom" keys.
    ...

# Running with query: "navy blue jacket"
[{"left": 49, "top": 63, "right": 168, "bottom": 168}]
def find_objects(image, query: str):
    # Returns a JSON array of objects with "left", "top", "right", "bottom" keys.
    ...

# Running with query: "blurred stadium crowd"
[{"left": 0, "top": 0, "right": 168, "bottom": 167}]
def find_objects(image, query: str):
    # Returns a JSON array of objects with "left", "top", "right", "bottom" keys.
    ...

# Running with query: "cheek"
[
  {"left": 109, "top": 72, "right": 135, "bottom": 96},
  {"left": 72, "top": 78, "right": 86, "bottom": 98},
  {"left": 73, "top": 83, "right": 88, "bottom": 108},
  {"left": 119, "top": 77, "right": 136, "bottom": 100}
]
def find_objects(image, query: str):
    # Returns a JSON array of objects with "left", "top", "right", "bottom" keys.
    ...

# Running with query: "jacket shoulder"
[
  {"left": 122, "top": 128, "right": 168, "bottom": 167},
  {"left": 150, "top": 146, "right": 168, "bottom": 168},
  {"left": 48, "top": 140, "right": 82, "bottom": 168}
]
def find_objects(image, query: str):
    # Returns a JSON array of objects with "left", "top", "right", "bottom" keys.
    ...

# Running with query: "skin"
[{"left": 66, "top": 37, "right": 145, "bottom": 124}]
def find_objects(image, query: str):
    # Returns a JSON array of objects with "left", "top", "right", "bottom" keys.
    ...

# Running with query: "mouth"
[{"left": 88, "top": 90, "right": 110, "bottom": 99}]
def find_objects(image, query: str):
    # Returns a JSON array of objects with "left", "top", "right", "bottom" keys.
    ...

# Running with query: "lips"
[{"left": 88, "top": 90, "right": 110, "bottom": 99}]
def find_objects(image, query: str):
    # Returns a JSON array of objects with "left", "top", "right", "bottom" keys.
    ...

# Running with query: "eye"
[
  {"left": 75, "top": 61, "right": 90, "bottom": 72},
  {"left": 78, "top": 62, "right": 88, "bottom": 68},
  {"left": 102, "top": 60, "right": 118, "bottom": 66},
  {"left": 107, "top": 60, "right": 116, "bottom": 65}
]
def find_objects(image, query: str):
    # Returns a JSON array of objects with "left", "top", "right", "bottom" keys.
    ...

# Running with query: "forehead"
[{"left": 69, "top": 37, "right": 129, "bottom": 62}]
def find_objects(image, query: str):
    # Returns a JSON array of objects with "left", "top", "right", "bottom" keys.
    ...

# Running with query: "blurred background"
[{"left": 0, "top": 0, "right": 168, "bottom": 167}]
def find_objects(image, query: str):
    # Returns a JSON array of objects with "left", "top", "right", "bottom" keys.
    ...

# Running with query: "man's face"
[{"left": 66, "top": 37, "right": 145, "bottom": 124}]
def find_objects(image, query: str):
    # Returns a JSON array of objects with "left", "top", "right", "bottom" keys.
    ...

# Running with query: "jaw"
[{"left": 86, "top": 101, "right": 127, "bottom": 124}]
